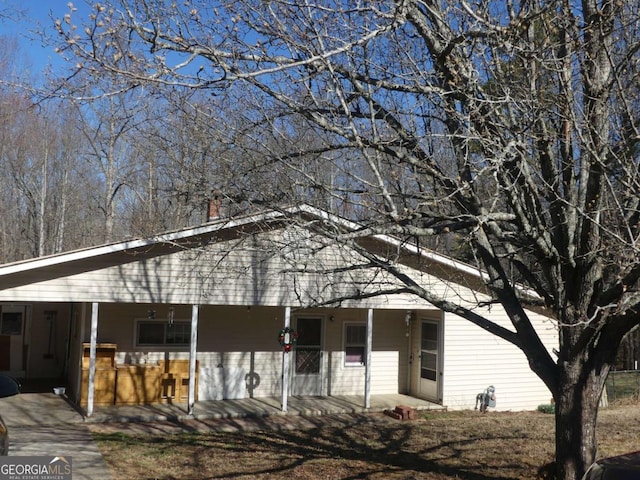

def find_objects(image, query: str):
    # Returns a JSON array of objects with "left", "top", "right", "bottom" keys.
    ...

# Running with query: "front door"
[
  {"left": 292, "top": 316, "right": 323, "bottom": 396},
  {"left": 418, "top": 320, "right": 440, "bottom": 401}
]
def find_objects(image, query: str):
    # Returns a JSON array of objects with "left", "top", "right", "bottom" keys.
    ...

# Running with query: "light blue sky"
[{"left": 1, "top": 0, "right": 87, "bottom": 79}]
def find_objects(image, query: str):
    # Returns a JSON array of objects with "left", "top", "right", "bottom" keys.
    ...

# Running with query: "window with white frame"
[
  {"left": 136, "top": 320, "right": 191, "bottom": 347},
  {"left": 344, "top": 323, "right": 367, "bottom": 366}
]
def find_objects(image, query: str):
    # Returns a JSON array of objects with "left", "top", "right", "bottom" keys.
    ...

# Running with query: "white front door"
[
  {"left": 292, "top": 316, "right": 323, "bottom": 396},
  {"left": 418, "top": 320, "right": 441, "bottom": 401}
]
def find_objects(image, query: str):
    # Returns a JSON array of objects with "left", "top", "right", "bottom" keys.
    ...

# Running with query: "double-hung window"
[
  {"left": 136, "top": 320, "right": 191, "bottom": 347},
  {"left": 344, "top": 323, "right": 367, "bottom": 366}
]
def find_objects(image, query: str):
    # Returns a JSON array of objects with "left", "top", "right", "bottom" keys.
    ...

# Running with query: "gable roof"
[
  {"left": 0, "top": 209, "right": 284, "bottom": 291},
  {"left": 0, "top": 205, "right": 495, "bottom": 305}
]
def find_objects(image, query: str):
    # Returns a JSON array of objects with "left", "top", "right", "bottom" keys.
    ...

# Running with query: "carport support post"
[
  {"left": 281, "top": 306, "right": 291, "bottom": 412},
  {"left": 365, "top": 308, "right": 373, "bottom": 409},
  {"left": 87, "top": 302, "right": 99, "bottom": 417},
  {"left": 188, "top": 304, "right": 199, "bottom": 415}
]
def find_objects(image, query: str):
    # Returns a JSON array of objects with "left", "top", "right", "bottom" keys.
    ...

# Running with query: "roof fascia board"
[
  {"left": 295, "top": 204, "right": 540, "bottom": 301},
  {"left": 0, "top": 210, "right": 287, "bottom": 276},
  {"left": 294, "top": 204, "right": 487, "bottom": 281}
]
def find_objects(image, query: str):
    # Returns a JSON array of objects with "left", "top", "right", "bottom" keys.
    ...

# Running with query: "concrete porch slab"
[
  {"left": 85, "top": 393, "right": 444, "bottom": 424},
  {"left": 1, "top": 389, "right": 443, "bottom": 427}
]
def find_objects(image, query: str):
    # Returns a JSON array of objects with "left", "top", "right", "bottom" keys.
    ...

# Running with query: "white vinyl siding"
[
  {"left": 441, "top": 307, "right": 556, "bottom": 411},
  {"left": 92, "top": 304, "right": 409, "bottom": 399},
  {"left": 0, "top": 218, "right": 559, "bottom": 409},
  {"left": 0, "top": 229, "right": 438, "bottom": 310},
  {"left": 27, "top": 303, "right": 71, "bottom": 378},
  {"left": 323, "top": 310, "right": 407, "bottom": 396}
]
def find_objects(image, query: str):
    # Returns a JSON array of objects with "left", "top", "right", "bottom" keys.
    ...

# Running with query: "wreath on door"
[{"left": 278, "top": 326, "right": 298, "bottom": 352}]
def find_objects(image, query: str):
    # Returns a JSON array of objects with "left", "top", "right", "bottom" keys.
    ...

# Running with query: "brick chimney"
[{"left": 207, "top": 193, "right": 222, "bottom": 221}]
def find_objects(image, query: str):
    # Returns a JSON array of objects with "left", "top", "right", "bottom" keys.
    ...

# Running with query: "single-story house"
[{"left": 0, "top": 205, "right": 557, "bottom": 415}]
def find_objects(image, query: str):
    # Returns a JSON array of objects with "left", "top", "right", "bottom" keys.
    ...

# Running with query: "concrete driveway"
[{"left": 0, "top": 392, "right": 112, "bottom": 480}]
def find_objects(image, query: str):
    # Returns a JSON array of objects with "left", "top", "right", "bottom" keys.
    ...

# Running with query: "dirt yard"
[{"left": 90, "top": 404, "right": 640, "bottom": 479}]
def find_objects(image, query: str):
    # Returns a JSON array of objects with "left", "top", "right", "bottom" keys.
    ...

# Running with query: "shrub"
[{"left": 537, "top": 404, "right": 555, "bottom": 414}]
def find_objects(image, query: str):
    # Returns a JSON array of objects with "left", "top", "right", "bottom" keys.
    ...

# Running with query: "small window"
[
  {"left": 136, "top": 320, "right": 191, "bottom": 347},
  {"left": 344, "top": 323, "right": 366, "bottom": 366},
  {"left": 1, "top": 312, "right": 23, "bottom": 336}
]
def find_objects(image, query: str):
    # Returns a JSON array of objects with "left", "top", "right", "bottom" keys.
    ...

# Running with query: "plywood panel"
[
  {"left": 115, "top": 365, "right": 161, "bottom": 405},
  {"left": 81, "top": 343, "right": 117, "bottom": 369},
  {"left": 80, "top": 369, "right": 116, "bottom": 406},
  {"left": 159, "top": 360, "right": 198, "bottom": 403}
]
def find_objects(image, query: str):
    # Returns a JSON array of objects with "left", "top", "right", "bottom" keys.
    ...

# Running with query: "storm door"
[
  {"left": 419, "top": 320, "right": 441, "bottom": 401},
  {"left": 292, "top": 316, "right": 323, "bottom": 396}
]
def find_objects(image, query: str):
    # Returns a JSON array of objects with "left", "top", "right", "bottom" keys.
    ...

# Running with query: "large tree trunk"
[{"left": 555, "top": 362, "right": 607, "bottom": 480}]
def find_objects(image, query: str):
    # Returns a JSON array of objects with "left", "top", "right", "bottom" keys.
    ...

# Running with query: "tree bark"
[{"left": 555, "top": 362, "right": 606, "bottom": 480}]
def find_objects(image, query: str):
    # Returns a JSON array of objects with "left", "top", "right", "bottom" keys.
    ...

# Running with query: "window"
[
  {"left": 344, "top": 323, "right": 366, "bottom": 366},
  {"left": 136, "top": 320, "right": 191, "bottom": 347},
  {"left": 421, "top": 321, "right": 439, "bottom": 381},
  {"left": 1, "top": 312, "right": 23, "bottom": 336}
]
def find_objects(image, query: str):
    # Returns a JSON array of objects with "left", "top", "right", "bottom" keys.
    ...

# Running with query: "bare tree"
[
  {"left": 0, "top": 92, "right": 94, "bottom": 259},
  {"left": 70, "top": 89, "right": 148, "bottom": 242},
  {"left": 53, "top": 1, "right": 640, "bottom": 478},
  {"left": 0, "top": 25, "right": 123, "bottom": 259},
  {"left": 126, "top": 86, "right": 339, "bottom": 229}
]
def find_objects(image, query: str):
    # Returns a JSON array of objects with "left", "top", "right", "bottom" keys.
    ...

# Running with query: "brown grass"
[{"left": 90, "top": 403, "right": 640, "bottom": 480}]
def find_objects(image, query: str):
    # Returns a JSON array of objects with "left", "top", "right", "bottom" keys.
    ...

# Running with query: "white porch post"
[
  {"left": 281, "top": 306, "right": 291, "bottom": 412},
  {"left": 365, "top": 308, "right": 373, "bottom": 409},
  {"left": 188, "top": 304, "right": 199, "bottom": 415},
  {"left": 74, "top": 303, "right": 87, "bottom": 407},
  {"left": 87, "top": 302, "right": 99, "bottom": 417}
]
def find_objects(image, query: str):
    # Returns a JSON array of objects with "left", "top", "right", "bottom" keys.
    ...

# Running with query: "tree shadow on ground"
[{"left": 95, "top": 413, "right": 542, "bottom": 479}]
